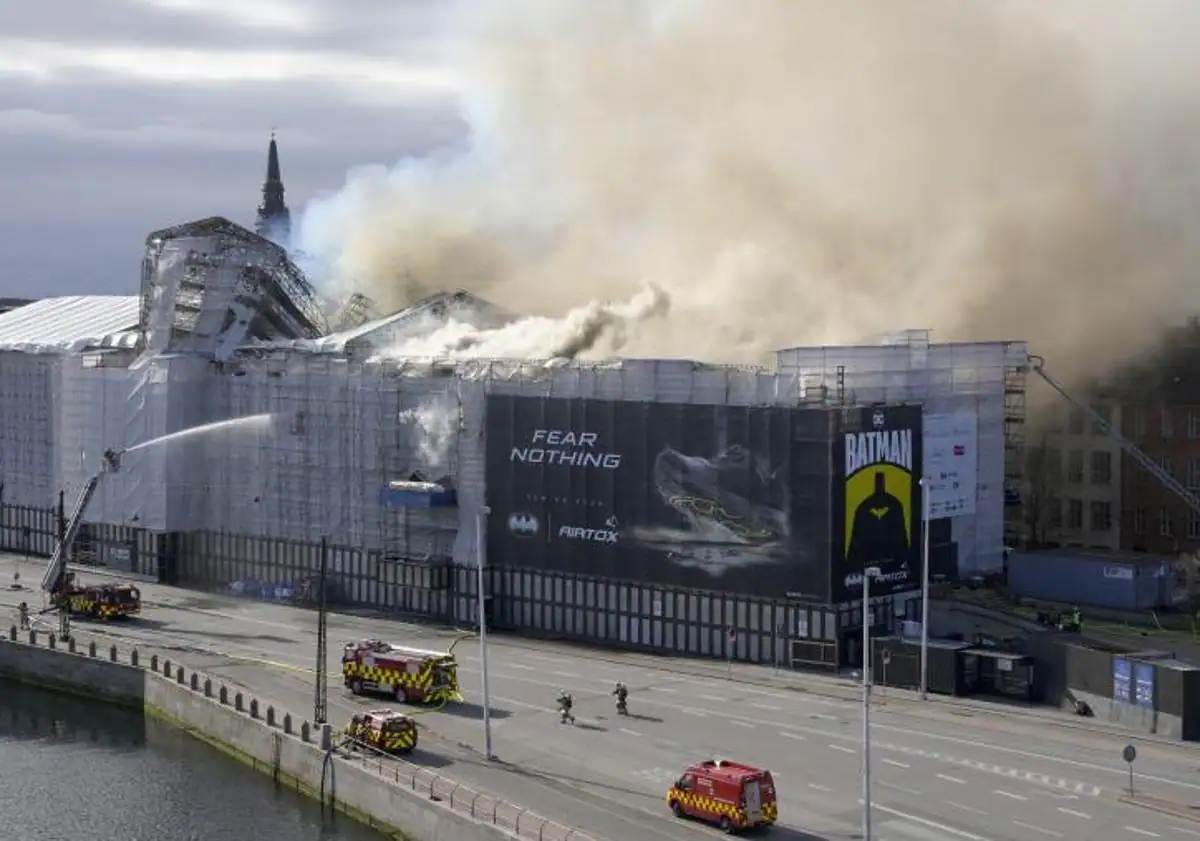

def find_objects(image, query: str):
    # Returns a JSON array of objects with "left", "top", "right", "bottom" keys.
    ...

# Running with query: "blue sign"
[
  {"left": 1113, "top": 658, "right": 1132, "bottom": 703},
  {"left": 1134, "top": 662, "right": 1155, "bottom": 709}
]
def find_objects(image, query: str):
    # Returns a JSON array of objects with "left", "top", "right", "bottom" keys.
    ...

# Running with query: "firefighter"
[
  {"left": 613, "top": 682, "right": 629, "bottom": 716},
  {"left": 17, "top": 601, "right": 28, "bottom": 630},
  {"left": 1071, "top": 606, "right": 1082, "bottom": 633}
]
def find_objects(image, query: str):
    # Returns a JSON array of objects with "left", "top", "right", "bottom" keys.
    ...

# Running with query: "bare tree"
[{"left": 1022, "top": 436, "right": 1064, "bottom": 549}]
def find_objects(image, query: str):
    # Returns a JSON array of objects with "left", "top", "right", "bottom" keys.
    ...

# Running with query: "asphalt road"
[{"left": 5, "top": 555, "right": 1200, "bottom": 841}]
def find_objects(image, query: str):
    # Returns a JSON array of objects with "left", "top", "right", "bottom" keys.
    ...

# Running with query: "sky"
[{"left": 0, "top": 0, "right": 464, "bottom": 298}]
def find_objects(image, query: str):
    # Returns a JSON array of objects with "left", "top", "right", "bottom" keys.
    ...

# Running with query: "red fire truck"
[{"left": 341, "top": 639, "right": 462, "bottom": 705}]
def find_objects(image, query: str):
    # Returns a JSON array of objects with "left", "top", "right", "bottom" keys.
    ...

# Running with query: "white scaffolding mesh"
[{"left": 0, "top": 351, "right": 57, "bottom": 508}]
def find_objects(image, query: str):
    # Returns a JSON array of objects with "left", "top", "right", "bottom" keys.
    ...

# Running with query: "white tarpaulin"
[{"left": 924, "top": 410, "right": 978, "bottom": 518}]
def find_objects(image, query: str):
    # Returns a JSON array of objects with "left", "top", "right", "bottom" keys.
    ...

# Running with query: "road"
[{"left": 4, "top": 555, "right": 1200, "bottom": 841}]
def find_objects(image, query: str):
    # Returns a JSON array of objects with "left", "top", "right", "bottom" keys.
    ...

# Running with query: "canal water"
[{"left": 0, "top": 680, "right": 387, "bottom": 841}]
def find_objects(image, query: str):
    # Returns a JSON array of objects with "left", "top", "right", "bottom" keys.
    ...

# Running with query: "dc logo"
[{"left": 871, "top": 410, "right": 886, "bottom": 429}]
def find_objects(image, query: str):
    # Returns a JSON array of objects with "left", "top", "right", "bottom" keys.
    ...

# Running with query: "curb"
[{"left": 1119, "top": 794, "right": 1200, "bottom": 824}]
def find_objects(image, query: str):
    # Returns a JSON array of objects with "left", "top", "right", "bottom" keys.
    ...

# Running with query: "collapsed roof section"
[{"left": 137, "top": 216, "right": 327, "bottom": 363}]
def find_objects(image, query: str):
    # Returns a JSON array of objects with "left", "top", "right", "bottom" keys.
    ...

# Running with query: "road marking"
[
  {"left": 1013, "top": 820, "right": 1062, "bottom": 838},
  {"left": 1172, "top": 829, "right": 1200, "bottom": 838},
  {"left": 946, "top": 802, "right": 987, "bottom": 816},
  {"left": 731, "top": 720, "right": 755, "bottom": 729},
  {"left": 829, "top": 744, "right": 856, "bottom": 754},
  {"left": 994, "top": 790, "right": 1027, "bottom": 801},
  {"left": 812, "top": 713, "right": 838, "bottom": 721},
  {"left": 753, "top": 703, "right": 781, "bottom": 711},
  {"left": 649, "top": 687, "right": 677, "bottom": 694},
  {"left": 699, "top": 694, "right": 727, "bottom": 702},
  {"left": 882, "top": 758, "right": 910, "bottom": 769},
  {"left": 938, "top": 774, "right": 966, "bottom": 785},
  {"left": 878, "top": 781, "right": 922, "bottom": 796},
  {"left": 1058, "top": 808, "right": 1091, "bottom": 819},
  {"left": 619, "top": 728, "right": 642, "bottom": 737},
  {"left": 873, "top": 803, "right": 992, "bottom": 840},
  {"left": 780, "top": 731, "right": 806, "bottom": 741},
  {"left": 1125, "top": 828, "right": 1160, "bottom": 838},
  {"left": 808, "top": 783, "right": 832, "bottom": 793},
  {"left": 875, "top": 740, "right": 1103, "bottom": 797},
  {"left": 551, "top": 671, "right": 580, "bottom": 679},
  {"left": 679, "top": 707, "right": 708, "bottom": 717},
  {"left": 509, "top": 664, "right": 534, "bottom": 671}
]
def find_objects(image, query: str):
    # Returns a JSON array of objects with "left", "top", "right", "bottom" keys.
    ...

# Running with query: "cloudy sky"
[{"left": 0, "top": 0, "right": 464, "bottom": 297}]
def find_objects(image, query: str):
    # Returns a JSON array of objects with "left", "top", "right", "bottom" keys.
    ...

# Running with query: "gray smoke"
[{"left": 297, "top": 0, "right": 1200, "bottom": 378}]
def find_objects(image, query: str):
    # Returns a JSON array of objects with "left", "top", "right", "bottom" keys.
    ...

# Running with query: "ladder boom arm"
[
  {"left": 40, "top": 448, "right": 125, "bottom": 593},
  {"left": 1028, "top": 355, "right": 1200, "bottom": 516}
]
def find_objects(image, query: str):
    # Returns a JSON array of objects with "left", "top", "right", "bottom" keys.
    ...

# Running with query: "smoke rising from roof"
[{"left": 297, "top": 0, "right": 1200, "bottom": 375}]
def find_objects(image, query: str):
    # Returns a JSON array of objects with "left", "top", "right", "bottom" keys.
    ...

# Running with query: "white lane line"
[
  {"left": 829, "top": 744, "right": 856, "bottom": 754},
  {"left": 946, "top": 801, "right": 987, "bottom": 816},
  {"left": 994, "top": 790, "right": 1027, "bottom": 801},
  {"left": 731, "top": 720, "right": 755, "bottom": 729},
  {"left": 680, "top": 707, "right": 708, "bottom": 717},
  {"left": 551, "top": 671, "right": 580, "bottom": 679},
  {"left": 699, "top": 694, "right": 727, "bottom": 702},
  {"left": 619, "top": 728, "right": 642, "bottom": 737},
  {"left": 882, "top": 758, "right": 910, "bottom": 769},
  {"left": 508, "top": 663, "right": 534, "bottom": 671},
  {"left": 1014, "top": 820, "right": 1062, "bottom": 838},
  {"left": 938, "top": 774, "right": 967, "bottom": 785},
  {"left": 1058, "top": 807, "right": 1091, "bottom": 819},
  {"left": 1125, "top": 828, "right": 1160, "bottom": 838},
  {"left": 780, "top": 731, "right": 806, "bottom": 741},
  {"left": 753, "top": 703, "right": 781, "bottom": 711},
  {"left": 812, "top": 713, "right": 838, "bottom": 721},
  {"left": 873, "top": 803, "right": 991, "bottom": 840},
  {"left": 878, "top": 781, "right": 922, "bottom": 796},
  {"left": 809, "top": 783, "right": 833, "bottom": 793}
]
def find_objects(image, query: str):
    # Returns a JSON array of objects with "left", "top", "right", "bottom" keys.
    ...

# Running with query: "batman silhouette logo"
[
  {"left": 508, "top": 512, "right": 539, "bottom": 538},
  {"left": 869, "top": 506, "right": 890, "bottom": 519}
]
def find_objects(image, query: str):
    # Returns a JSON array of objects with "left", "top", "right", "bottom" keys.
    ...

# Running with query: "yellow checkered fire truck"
[
  {"left": 344, "top": 709, "right": 418, "bottom": 755},
  {"left": 341, "top": 639, "right": 462, "bottom": 705},
  {"left": 667, "top": 759, "right": 778, "bottom": 834},
  {"left": 51, "top": 573, "right": 141, "bottom": 620}
]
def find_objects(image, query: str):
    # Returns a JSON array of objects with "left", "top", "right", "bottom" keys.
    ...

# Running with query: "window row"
[{"left": 1131, "top": 507, "right": 1200, "bottom": 540}]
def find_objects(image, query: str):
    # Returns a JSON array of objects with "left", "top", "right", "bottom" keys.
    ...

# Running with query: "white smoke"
[
  {"left": 398, "top": 398, "right": 459, "bottom": 478},
  {"left": 297, "top": 0, "right": 1200, "bottom": 380},
  {"left": 372, "top": 282, "right": 669, "bottom": 361}
]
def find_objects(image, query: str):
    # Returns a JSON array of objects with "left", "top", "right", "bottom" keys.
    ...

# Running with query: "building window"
[
  {"left": 1134, "top": 507, "right": 1145, "bottom": 535},
  {"left": 1090, "top": 501, "right": 1112, "bottom": 532},
  {"left": 1162, "top": 408, "right": 1174, "bottom": 439},
  {"left": 1091, "top": 405, "right": 1112, "bottom": 436},
  {"left": 1189, "top": 458, "right": 1200, "bottom": 491},
  {"left": 1190, "top": 410, "right": 1200, "bottom": 439},
  {"left": 1047, "top": 499, "right": 1062, "bottom": 530},
  {"left": 1133, "top": 407, "right": 1146, "bottom": 438},
  {"left": 1160, "top": 508, "right": 1174, "bottom": 537},
  {"left": 1068, "top": 408, "right": 1085, "bottom": 435},
  {"left": 1090, "top": 451, "right": 1112, "bottom": 485},
  {"left": 1190, "top": 512, "right": 1200, "bottom": 541},
  {"left": 1067, "top": 499, "right": 1083, "bottom": 530},
  {"left": 1067, "top": 450, "right": 1084, "bottom": 483}
]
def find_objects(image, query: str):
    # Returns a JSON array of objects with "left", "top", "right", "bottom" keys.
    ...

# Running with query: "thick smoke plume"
[
  {"left": 297, "top": 0, "right": 1200, "bottom": 377},
  {"left": 398, "top": 397, "right": 459, "bottom": 479}
]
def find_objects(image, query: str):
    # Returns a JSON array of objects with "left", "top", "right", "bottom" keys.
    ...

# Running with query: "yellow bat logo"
[{"left": 870, "top": 507, "right": 890, "bottom": 519}]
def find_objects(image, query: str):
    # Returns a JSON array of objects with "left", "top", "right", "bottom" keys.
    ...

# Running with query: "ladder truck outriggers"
[{"left": 39, "top": 449, "right": 143, "bottom": 633}]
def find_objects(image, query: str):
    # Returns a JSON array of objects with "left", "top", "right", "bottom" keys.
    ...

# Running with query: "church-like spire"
[{"left": 255, "top": 130, "right": 291, "bottom": 243}]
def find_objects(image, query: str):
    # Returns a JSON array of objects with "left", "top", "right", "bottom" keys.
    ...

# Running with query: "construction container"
[
  {"left": 872, "top": 636, "right": 977, "bottom": 697},
  {"left": 1005, "top": 550, "right": 1175, "bottom": 611}
]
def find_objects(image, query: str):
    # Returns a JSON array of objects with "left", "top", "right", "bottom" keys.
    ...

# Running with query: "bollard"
[
  {"left": 68, "top": 638, "right": 76, "bottom": 654},
  {"left": 163, "top": 659, "right": 172, "bottom": 677},
  {"left": 150, "top": 654, "right": 158, "bottom": 671},
  {"left": 235, "top": 692, "right": 244, "bottom": 712},
  {"left": 301, "top": 721, "right": 311, "bottom": 742},
  {"left": 266, "top": 706, "right": 276, "bottom": 727},
  {"left": 109, "top": 645, "right": 118, "bottom": 662},
  {"left": 88, "top": 641, "right": 96, "bottom": 658},
  {"left": 319, "top": 723, "right": 332, "bottom": 752},
  {"left": 130, "top": 649, "right": 138, "bottom": 667},
  {"left": 219, "top": 686, "right": 229, "bottom": 704},
  {"left": 204, "top": 679, "right": 212, "bottom": 697},
  {"left": 283, "top": 714, "right": 292, "bottom": 735},
  {"left": 48, "top": 633, "right": 56, "bottom": 649},
  {"left": 8, "top": 625, "right": 14, "bottom": 641},
  {"left": 27, "top": 630, "right": 35, "bottom": 645},
  {"left": 176, "top": 668, "right": 185, "bottom": 685},
  {"left": 249, "top": 698, "right": 259, "bottom": 719},
  {"left": 190, "top": 673, "right": 199, "bottom": 691}
]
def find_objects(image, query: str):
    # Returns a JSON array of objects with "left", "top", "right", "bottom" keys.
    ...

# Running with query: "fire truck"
[
  {"left": 344, "top": 709, "right": 418, "bottom": 755},
  {"left": 51, "top": 573, "right": 141, "bottom": 620},
  {"left": 341, "top": 639, "right": 462, "bottom": 705}
]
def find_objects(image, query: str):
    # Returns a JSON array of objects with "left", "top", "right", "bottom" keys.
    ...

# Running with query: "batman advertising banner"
[
  {"left": 484, "top": 395, "right": 834, "bottom": 600},
  {"left": 830, "top": 405, "right": 924, "bottom": 603}
]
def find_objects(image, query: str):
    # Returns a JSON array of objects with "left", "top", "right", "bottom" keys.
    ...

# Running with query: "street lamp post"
[
  {"left": 862, "top": 565, "right": 880, "bottom": 841},
  {"left": 475, "top": 505, "right": 495, "bottom": 760},
  {"left": 919, "top": 477, "right": 931, "bottom": 701}
]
